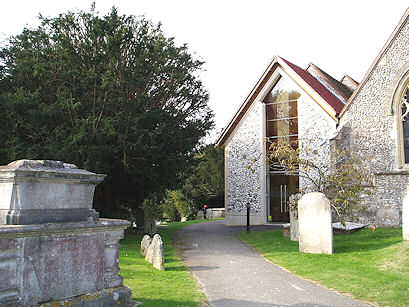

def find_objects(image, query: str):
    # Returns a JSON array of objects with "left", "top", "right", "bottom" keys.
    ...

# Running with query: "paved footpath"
[{"left": 172, "top": 220, "right": 369, "bottom": 307}]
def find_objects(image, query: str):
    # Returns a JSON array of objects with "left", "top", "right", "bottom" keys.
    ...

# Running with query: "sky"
[{"left": 1, "top": 1, "right": 408, "bottom": 143}]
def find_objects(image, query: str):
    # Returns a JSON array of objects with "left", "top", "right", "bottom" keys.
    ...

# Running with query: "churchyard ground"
[
  {"left": 239, "top": 227, "right": 409, "bottom": 307},
  {"left": 119, "top": 221, "right": 408, "bottom": 306},
  {"left": 119, "top": 220, "right": 206, "bottom": 306}
]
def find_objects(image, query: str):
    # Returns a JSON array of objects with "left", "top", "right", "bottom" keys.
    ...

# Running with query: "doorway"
[{"left": 267, "top": 175, "right": 298, "bottom": 222}]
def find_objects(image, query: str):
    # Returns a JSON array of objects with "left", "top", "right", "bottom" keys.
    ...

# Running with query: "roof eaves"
[
  {"left": 215, "top": 56, "right": 343, "bottom": 147},
  {"left": 307, "top": 63, "right": 350, "bottom": 101},
  {"left": 340, "top": 74, "right": 359, "bottom": 87},
  {"left": 215, "top": 56, "right": 280, "bottom": 147},
  {"left": 278, "top": 57, "right": 341, "bottom": 119}
]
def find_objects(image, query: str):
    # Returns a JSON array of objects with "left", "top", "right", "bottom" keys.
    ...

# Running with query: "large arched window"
[{"left": 400, "top": 81, "right": 409, "bottom": 164}]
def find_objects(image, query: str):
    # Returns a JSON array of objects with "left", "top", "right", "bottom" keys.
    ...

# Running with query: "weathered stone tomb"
[{"left": 0, "top": 160, "right": 133, "bottom": 306}]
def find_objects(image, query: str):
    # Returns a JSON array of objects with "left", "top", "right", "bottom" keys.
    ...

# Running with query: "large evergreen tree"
[
  {"left": 184, "top": 145, "right": 224, "bottom": 209},
  {"left": 0, "top": 7, "right": 213, "bottom": 217}
]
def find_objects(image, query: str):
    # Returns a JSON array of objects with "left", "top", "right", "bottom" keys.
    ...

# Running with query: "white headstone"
[
  {"left": 145, "top": 234, "right": 165, "bottom": 270},
  {"left": 402, "top": 186, "right": 409, "bottom": 241},
  {"left": 140, "top": 234, "right": 151, "bottom": 257},
  {"left": 298, "top": 192, "right": 333, "bottom": 254}
]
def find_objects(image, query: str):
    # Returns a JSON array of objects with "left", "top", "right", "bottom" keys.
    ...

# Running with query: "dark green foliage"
[
  {"left": 141, "top": 193, "right": 164, "bottom": 222},
  {"left": 162, "top": 190, "right": 182, "bottom": 222},
  {"left": 184, "top": 145, "right": 224, "bottom": 209},
  {"left": 0, "top": 7, "right": 213, "bottom": 217},
  {"left": 164, "top": 189, "right": 197, "bottom": 221},
  {"left": 143, "top": 189, "right": 197, "bottom": 222}
]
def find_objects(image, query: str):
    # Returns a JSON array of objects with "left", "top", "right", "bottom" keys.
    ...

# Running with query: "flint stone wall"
[
  {"left": 298, "top": 192, "right": 333, "bottom": 254},
  {"left": 225, "top": 101, "right": 262, "bottom": 224},
  {"left": 297, "top": 94, "right": 337, "bottom": 192},
  {"left": 337, "top": 16, "right": 409, "bottom": 227}
]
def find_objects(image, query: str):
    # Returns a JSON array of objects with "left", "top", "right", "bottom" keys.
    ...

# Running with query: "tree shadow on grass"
[
  {"left": 163, "top": 265, "right": 188, "bottom": 272},
  {"left": 334, "top": 229, "right": 402, "bottom": 253}
]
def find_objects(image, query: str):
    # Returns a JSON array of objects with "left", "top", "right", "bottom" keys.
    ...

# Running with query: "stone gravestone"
[
  {"left": 298, "top": 192, "right": 333, "bottom": 254},
  {"left": 289, "top": 193, "right": 301, "bottom": 241},
  {"left": 144, "top": 218, "right": 157, "bottom": 235},
  {"left": 0, "top": 160, "right": 133, "bottom": 306},
  {"left": 403, "top": 186, "right": 409, "bottom": 241},
  {"left": 140, "top": 234, "right": 152, "bottom": 256},
  {"left": 145, "top": 234, "right": 165, "bottom": 270}
]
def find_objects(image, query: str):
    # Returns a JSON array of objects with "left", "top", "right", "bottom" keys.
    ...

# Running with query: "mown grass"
[
  {"left": 119, "top": 220, "right": 206, "bottom": 307},
  {"left": 239, "top": 228, "right": 409, "bottom": 307}
]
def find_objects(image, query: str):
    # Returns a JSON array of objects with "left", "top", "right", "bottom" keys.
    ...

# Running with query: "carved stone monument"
[
  {"left": 0, "top": 160, "right": 133, "bottom": 306},
  {"left": 298, "top": 192, "right": 333, "bottom": 254}
]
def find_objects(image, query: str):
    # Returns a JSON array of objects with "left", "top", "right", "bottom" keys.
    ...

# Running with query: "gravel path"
[{"left": 172, "top": 220, "right": 369, "bottom": 307}]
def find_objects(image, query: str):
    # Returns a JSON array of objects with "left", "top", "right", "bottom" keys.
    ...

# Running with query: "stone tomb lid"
[
  {"left": 0, "top": 160, "right": 105, "bottom": 225},
  {"left": 0, "top": 160, "right": 105, "bottom": 182}
]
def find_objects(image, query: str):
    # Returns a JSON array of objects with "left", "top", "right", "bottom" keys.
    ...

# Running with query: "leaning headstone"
[
  {"left": 151, "top": 234, "right": 165, "bottom": 270},
  {"left": 298, "top": 192, "right": 333, "bottom": 254},
  {"left": 289, "top": 193, "right": 301, "bottom": 241},
  {"left": 145, "top": 234, "right": 165, "bottom": 270},
  {"left": 145, "top": 240, "right": 155, "bottom": 263},
  {"left": 140, "top": 234, "right": 152, "bottom": 256},
  {"left": 402, "top": 186, "right": 409, "bottom": 240}
]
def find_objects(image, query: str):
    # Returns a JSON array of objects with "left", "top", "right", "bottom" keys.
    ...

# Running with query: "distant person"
[{"left": 203, "top": 204, "right": 208, "bottom": 219}]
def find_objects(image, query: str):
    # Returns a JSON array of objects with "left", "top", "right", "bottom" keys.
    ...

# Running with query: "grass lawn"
[
  {"left": 239, "top": 228, "right": 409, "bottom": 307},
  {"left": 119, "top": 220, "right": 206, "bottom": 307}
]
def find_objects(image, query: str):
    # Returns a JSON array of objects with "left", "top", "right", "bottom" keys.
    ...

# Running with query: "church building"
[{"left": 216, "top": 8, "right": 409, "bottom": 227}]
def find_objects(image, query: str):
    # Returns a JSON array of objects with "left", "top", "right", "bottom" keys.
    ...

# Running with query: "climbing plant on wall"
[{"left": 267, "top": 140, "right": 371, "bottom": 219}]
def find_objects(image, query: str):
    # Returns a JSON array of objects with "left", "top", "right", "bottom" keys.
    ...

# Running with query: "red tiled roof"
[
  {"left": 215, "top": 56, "right": 345, "bottom": 147},
  {"left": 279, "top": 57, "right": 345, "bottom": 114}
]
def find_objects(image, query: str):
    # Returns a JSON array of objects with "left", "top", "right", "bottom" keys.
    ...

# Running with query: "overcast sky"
[{"left": 1, "top": 1, "right": 408, "bottom": 142}]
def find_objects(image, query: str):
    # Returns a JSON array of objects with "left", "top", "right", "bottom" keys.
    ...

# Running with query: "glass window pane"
[
  {"left": 264, "top": 74, "right": 299, "bottom": 169},
  {"left": 403, "top": 120, "right": 409, "bottom": 164},
  {"left": 266, "top": 101, "right": 297, "bottom": 121},
  {"left": 402, "top": 87, "right": 409, "bottom": 163},
  {"left": 267, "top": 119, "right": 297, "bottom": 138},
  {"left": 263, "top": 75, "right": 301, "bottom": 104}
]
